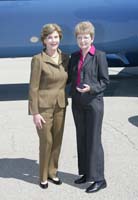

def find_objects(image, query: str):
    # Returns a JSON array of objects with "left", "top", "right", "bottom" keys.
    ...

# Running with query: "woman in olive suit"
[{"left": 28, "top": 24, "right": 69, "bottom": 189}]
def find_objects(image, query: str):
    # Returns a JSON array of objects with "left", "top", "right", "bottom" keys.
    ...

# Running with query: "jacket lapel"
[
  {"left": 41, "top": 49, "right": 63, "bottom": 67},
  {"left": 82, "top": 53, "right": 94, "bottom": 69}
]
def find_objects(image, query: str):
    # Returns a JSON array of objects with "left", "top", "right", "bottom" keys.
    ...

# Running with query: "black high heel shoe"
[
  {"left": 48, "top": 177, "right": 62, "bottom": 185},
  {"left": 39, "top": 182, "right": 48, "bottom": 189}
]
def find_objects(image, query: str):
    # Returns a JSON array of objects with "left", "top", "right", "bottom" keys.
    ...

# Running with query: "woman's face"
[
  {"left": 43, "top": 30, "right": 60, "bottom": 51},
  {"left": 76, "top": 33, "right": 93, "bottom": 50}
]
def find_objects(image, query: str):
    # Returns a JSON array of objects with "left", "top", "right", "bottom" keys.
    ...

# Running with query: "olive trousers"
[{"left": 37, "top": 104, "right": 66, "bottom": 182}]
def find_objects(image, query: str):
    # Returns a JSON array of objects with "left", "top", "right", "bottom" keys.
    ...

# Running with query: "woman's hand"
[
  {"left": 76, "top": 84, "right": 90, "bottom": 93},
  {"left": 33, "top": 114, "right": 46, "bottom": 129}
]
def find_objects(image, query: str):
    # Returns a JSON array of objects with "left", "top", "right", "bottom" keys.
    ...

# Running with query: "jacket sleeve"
[
  {"left": 28, "top": 56, "right": 42, "bottom": 115},
  {"left": 66, "top": 56, "right": 72, "bottom": 97},
  {"left": 67, "top": 55, "right": 72, "bottom": 84},
  {"left": 90, "top": 52, "right": 109, "bottom": 94}
]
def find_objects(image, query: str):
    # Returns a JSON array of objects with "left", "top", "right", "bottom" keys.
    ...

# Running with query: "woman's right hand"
[{"left": 33, "top": 114, "right": 46, "bottom": 129}]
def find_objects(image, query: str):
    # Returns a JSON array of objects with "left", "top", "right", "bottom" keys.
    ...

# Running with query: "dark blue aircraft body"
[{"left": 0, "top": 0, "right": 138, "bottom": 66}]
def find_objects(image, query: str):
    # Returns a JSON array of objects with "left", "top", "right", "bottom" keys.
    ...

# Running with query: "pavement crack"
[{"left": 105, "top": 122, "right": 138, "bottom": 151}]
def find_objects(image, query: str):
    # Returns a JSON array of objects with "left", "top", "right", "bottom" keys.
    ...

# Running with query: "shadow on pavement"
[
  {"left": 105, "top": 75, "right": 138, "bottom": 97},
  {"left": 0, "top": 70, "right": 138, "bottom": 101},
  {"left": 58, "top": 171, "right": 90, "bottom": 189},
  {"left": 0, "top": 158, "right": 91, "bottom": 189},
  {"left": 0, "top": 158, "right": 39, "bottom": 185},
  {"left": 105, "top": 67, "right": 138, "bottom": 97},
  {"left": 128, "top": 115, "right": 138, "bottom": 127},
  {"left": 0, "top": 83, "right": 29, "bottom": 101}
]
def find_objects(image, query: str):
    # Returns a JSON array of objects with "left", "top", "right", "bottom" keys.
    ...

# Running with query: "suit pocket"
[
  {"left": 38, "top": 90, "right": 56, "bottom": 108},
  {"left": 57, "top": 90, "right": 68, "bottom": 108},
  {"left": 80, "top": 92, "right": 94, "bottom": 105}
]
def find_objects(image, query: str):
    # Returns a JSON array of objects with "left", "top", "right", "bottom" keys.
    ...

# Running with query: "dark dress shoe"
[
  {"left": 86, "top": 180, "right": 107, "bottom": 193},
  {"left": 48, "top": 177, "right": 62, "bottom": 185},
  {"left": 39, "top": 182, "right": 48, "bottom": 189},
  {"left": 74, "top": 175, "right": 86, "bottom": 184}
]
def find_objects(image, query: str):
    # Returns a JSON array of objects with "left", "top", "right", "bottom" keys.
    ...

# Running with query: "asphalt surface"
[{"left": 0, "top": 58, "right": 138, "bottom": 200}]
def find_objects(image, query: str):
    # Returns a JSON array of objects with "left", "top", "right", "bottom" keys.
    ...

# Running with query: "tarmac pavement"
[{"left": 0, "top": 58, "right": 138, "bottom": 200}]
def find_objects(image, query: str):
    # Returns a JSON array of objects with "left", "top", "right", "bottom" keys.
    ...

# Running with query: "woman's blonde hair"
[
  {"left": 41, "top": 23, "right": 63, "bottom": 44},
  {"left": 75, "top": 21, "right": 95, "bottom": 38}
]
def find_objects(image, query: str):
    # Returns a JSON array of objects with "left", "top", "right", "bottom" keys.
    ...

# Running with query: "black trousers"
[{"left": 72, "top": 95, "right": 105, "bottom": 182}]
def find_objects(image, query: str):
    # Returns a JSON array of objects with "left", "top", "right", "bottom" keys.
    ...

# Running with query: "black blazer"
[{"left": 68, "top": 49, "right": 109, "bottom": 105}]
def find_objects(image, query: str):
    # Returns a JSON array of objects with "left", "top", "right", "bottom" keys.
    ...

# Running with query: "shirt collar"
[
  {"left": 89, "top": 45, "right": 96, "bottom": 55},
  {"left": 41, "top": 48, "right": 63, "bottom": 65}
]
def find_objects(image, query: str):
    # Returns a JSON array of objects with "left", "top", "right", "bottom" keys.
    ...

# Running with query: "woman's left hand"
[{"left": 76, "top": 84, "right": 90, "bottom": 93}]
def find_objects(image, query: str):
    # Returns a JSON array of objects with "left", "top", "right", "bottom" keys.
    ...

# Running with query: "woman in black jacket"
[{"left": 68, "top": 21, "right": 109, "bottom": 193}]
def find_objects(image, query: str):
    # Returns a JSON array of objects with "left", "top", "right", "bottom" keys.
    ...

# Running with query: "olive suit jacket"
[{"left": 28, "top": 49, "right": 69, "bottom": 115}]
